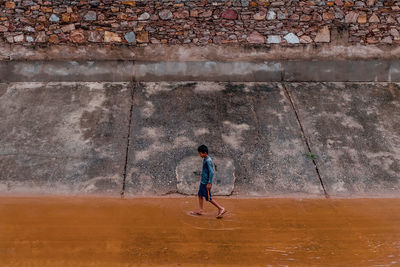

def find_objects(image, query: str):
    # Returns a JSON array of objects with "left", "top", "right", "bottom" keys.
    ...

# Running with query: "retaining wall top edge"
[{"left": 2, "top": 44, "right": 400, "bottom": 62}]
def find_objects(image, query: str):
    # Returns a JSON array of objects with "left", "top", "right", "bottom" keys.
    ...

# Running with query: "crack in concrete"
[
  {"left": 248, "top": 96, "right": 262, "bottom": 139},
  {"left": 120, "top": 81, "right": 136, "bottom": 198},
  {"left": 281, "top": 83, "right": 329, "bottom": 198}
]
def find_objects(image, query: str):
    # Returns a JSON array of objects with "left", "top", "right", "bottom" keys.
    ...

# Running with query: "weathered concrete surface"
[
  {"left": 0, "top": 61, "right": 282, "bottom": 82},
  {"left": 2, "top": 60, "right": 400, "bottom": 82},
  {"left": 390, "top": 61, "right": 400, "bottom": 82},
  {"left": 134, "top": 61, "right": 282, "bottom": 82},
  {"left": 1, "top": 81, "right": 399, "bottom": 197},
  {"left": 0, "top": 82, "right": 132, "bottom": 195},
  {"left": 284, "top": 60, "right": 392, "bottom": 82},
  {"left": 0, "top": 61, "right": 135, "bottom": 82},
  {"left": 2, "top": 44, "right": 400, "bottom": 61},
  {"left": 125, "top": 82, "right": 323, "bottom": 196},
  {"left": 1, "top": 197, "right": 400, "bottom": 266},
  {"left": 287, "top": 83, "right": 400, "bottom": 197}
]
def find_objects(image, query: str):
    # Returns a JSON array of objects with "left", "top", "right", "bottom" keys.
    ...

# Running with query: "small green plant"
[{"left": 305, "top": 152, "right": 318, "bottom": 160}]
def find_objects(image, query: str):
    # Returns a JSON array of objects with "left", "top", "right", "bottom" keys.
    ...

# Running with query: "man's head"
[{"left": 198, "top": 144, "right": 208, "bottom": 158}]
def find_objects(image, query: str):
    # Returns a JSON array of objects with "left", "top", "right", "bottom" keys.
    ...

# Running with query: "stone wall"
[{"left": 0, "top": 0, "right": 399, "bottom": 46}]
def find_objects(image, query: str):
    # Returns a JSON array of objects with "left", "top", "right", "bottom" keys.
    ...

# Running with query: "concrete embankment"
[
  {"left": 1, "top": 81, "right": 399, "bottom": 197},
  {"left": 1, "top": 38, "right": 399, "bottom": 198}
]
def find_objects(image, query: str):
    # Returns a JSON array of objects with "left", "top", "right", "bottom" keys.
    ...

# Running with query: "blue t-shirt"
[{"left": 201, "top": 156, "right": 214, "bottom": 185}]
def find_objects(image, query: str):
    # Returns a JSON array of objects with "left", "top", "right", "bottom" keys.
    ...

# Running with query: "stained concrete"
[
  {"left": 287, "top": 82, "right": 400, "bottom": 197},
  {"left": 0, "top": 61, "right": 135, "bottom": 82},
  {"left": 134, "top": 61, "right": 282, "bottom": 82},
  {"left": 2, "top": 43, "right": 400, "bottom": 61},
  {"left": 390, "top": 61, "right": 400, "bottom": 82},
  {"left": 1, "top": 81, "right": 399, "bottom": 197},
  {"left": 0, "top": 82, "right": 132, "bottom": 195},
  {"left": 2, "top": 60, "right": 400, "bottom": 82},
  {"left": 284, "top": 60, "right": 391, "bottom": 82},
  {"left": 0, "top": 60, "right": 282, "bottom": 82},
  {"left": 125, "top": 82, "right": 323, "bottom": 196}
]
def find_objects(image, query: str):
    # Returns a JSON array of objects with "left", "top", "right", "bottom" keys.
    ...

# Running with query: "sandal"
[{"left": 216, "top": 209, "right": 227, "bottom": 219}]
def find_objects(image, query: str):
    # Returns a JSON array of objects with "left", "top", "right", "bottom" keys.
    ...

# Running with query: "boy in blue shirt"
[{"left": 191, "top": 145, "right": 227, "bottom": 219}]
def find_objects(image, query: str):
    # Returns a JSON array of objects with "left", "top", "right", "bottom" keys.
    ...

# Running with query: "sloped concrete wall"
[
  {"left": 0, "top": 82, "right": 132, "bottom": 195},
  {"left": 287, "top": 82, "right": 400, "bottom": 196},
  {"left": 124, "top": 82, "right": 323, "bottom": 197},
  {"left": 1, "top": 81, "right": 399, "bottom": 197}
]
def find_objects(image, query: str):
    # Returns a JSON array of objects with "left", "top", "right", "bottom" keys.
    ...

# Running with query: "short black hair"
[{"left": 197, "top": 144, "right": 208, "bottom": 154}]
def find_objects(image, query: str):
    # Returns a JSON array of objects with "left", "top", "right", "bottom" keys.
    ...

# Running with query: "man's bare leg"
[
  {"left": 190, "top": 196, "right": 204, "bottom": 215},
  {"left": 198, "top": 196, "right": 204, "bottom": 213},
  {"left": 210, "top": 199, "right": 226, "bottom": 217}
]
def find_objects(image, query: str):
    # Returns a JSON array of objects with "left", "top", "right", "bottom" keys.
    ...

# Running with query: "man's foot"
[
  {"left": 190, "top": 211, "right": 203, "bottom": 216},
  {"left": 216, "top": 208, "right": 227, "bottom": 219}
]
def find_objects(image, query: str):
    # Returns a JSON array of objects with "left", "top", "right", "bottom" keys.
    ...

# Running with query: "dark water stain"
[
  {"left": 224, "top": 83, "right": 245, "bottom": 93},
  {"left": 250, "top": 83, "right": 278, "bottom": 93},
  {"left": 166, "top": 82, "right": 197, "bottom": 91},
  {"left": 0, "top": 84, "right": 7, "bottom": 98}
]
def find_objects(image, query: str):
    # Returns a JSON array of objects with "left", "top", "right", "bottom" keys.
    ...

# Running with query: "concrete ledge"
[
  {"left": 134, "top": 61, "right": 282, "bottom": 82},
  {"left": 284, "top": 60, "right": 392, "bottom": 82},
  {"left": 0, "top": 61, "right": 282, "bottom": 82},
  {"left": 2, "top": 44, "right": 400, "bottom": 61},
  {"left": 1, "top": 60, "right": 400, "bottom": 82},
  {"left": 1, "top": 61, "right": 135, "bottom": 82},
  {"left": 390, "top": 61, "right": 400, "bottom": 82}
]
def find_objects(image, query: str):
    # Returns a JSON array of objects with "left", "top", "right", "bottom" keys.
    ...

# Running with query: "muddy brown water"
[{"left": 0, "top": 196, "right": 399, "bottom": 266}]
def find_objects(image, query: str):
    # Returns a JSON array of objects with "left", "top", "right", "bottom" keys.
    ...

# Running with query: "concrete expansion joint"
[
  {"left": 280, "top": 63, "right": 285, "bottom": 81},
  {"left": 281, "top": 83, "right": 329, "bottom": 198},
  {"left": 121, "top": 80, "right": 136, "bottom": 199}
]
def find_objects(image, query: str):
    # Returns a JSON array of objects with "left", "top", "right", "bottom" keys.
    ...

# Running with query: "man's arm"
[{"left": 207, "top": 160, "right": 214, "bottom": 189}]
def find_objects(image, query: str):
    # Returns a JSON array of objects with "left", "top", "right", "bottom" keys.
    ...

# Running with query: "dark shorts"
[{"left": 198, "top": 183, "right": 212, "bottom": 201}]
